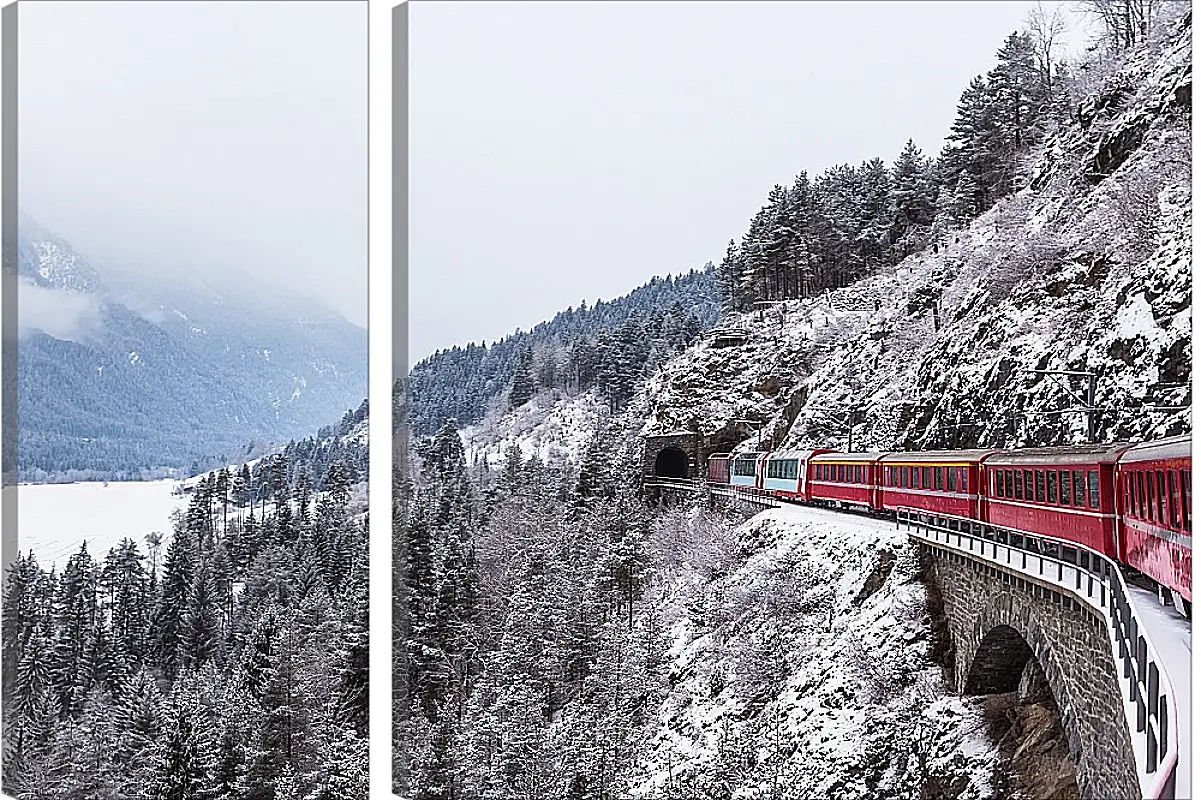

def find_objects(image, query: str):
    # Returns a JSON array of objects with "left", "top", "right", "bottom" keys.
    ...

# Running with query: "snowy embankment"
[
  {"left": 17, "top": 479, "right": 186, "bottom": 568},
  {"left": 460, "top": 389, "right": 607, "bottom": 468},
  {"left": 632, "top": 503, "right": 1002, "bottom": 799}
]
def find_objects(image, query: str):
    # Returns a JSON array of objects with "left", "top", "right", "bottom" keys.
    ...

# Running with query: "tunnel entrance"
[{"left": 654, "top": 447, "right": 690, "bottom": 479}]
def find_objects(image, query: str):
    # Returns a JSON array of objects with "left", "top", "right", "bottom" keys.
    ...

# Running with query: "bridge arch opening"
[
  {"left": 965, "top": 624, "right": 1034, "bottom": 694},
  {"left": 966, "top": 625, "right": 1080, "bottom": 799},
  {"left": 654, "top": 447, "right": 690, "bottom": 479}
]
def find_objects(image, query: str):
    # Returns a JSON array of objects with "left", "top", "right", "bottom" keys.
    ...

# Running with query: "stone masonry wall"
[{"left": 923, "top": 545, "right": 1142, "bottom": 800}]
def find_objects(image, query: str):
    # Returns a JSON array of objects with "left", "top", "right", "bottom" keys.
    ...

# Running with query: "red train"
[{"left": 707, "top": 435, "right": 1192, "bottom": 612}]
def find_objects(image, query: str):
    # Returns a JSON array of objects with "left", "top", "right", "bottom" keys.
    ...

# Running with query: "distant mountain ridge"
[
  {"left": 407, "top": 266, "right": 720, "bottom": 436},
  {"left": 17, "top": 216, "right": 368, "bottom": 481}
]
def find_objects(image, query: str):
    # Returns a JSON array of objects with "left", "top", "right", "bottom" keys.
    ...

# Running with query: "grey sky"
[
  {"left": 18, "top": 0, "right": 367, "bottom": 327},
  {"left": 409, "top": 1, "right": 1092, "bottom": 366}
]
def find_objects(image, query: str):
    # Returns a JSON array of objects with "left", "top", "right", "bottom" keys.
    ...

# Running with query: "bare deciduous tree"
[
  {"left": 1027, "top": 2, "right": 1068, "bottom": 97},
  {"left": 1077, "top": 0, "right": 1166, "bottom": 51}
]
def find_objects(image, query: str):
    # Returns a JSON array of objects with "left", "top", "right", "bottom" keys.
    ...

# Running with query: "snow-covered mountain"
[
  {"left": 643, "top": 12, "right": 1190, "bottom": 456},
  {"left": 627, "top": 503, "right": 1017, "bottom": 798},
  {"left": 458, "top": 389, "right": 609, "bottom": 470},
  {"left": 16, "top": 216, "right": 368, "bottom": 481},
  {"left": 405, "top": 10, "right": 1191, "bottom": 797}
]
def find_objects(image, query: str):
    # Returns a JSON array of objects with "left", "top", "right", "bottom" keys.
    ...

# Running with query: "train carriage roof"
[
  {"left": 982, "top": 443, "right": 1132, "bottom": 467},
  {"left": 1118, "top": 435, "right": 1191, "bottom": 464},
  {"left": 766, "top": 449, "right": 828, "bottom": 461},
  {"left": 811, "top": 451, "right": 883, "bottom": 463},
  {"left": 880, "top": 449, "right": 997, "bottom": 464}
]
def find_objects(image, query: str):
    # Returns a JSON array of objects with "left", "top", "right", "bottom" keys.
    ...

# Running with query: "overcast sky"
[
  {"left": 19, "top": 0, "right": 367, "bottom": 326},
  {"left": 409, "top": 1, "right": 1093, "bottom": 366}
]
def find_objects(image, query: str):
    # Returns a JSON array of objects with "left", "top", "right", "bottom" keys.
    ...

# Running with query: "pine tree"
[
  {"left": 509, "top": 348, "right": 536, "bottom": 410},
  {"left": 887, "top": 139, "right": 936, "bottom": 261},
  {"left": 151, "top": 528, "right": 197, "bottom": 680}
]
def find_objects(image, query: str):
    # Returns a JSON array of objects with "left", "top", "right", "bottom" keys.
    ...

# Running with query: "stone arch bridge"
[{"left": 905, "top": 511, "right": 1179, "bottom": 800}]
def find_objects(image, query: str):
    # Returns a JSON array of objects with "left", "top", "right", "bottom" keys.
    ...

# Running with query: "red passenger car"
[
  {"left": 981, "top": 444, "right": 1129, "bottom": 558},
  {"left": 707, "top": 453, "right": 733, "bottom": 485},
  {"left": 880, "top": 449, "right": 995, "bottom": 518},
  {"left": 1116, "top": 435, "right": 1191, "bottom": 603},
  {"left": 809, "top": 452, "right": 883, "bottom": 509}
]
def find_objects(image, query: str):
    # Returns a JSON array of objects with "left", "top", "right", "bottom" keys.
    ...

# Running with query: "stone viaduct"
[{"left": 922, "top": 543, "right": 1144, "bottom": 799}]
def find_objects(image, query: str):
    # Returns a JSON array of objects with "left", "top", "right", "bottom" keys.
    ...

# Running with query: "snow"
[
  {"left": 16, "top": 480, "right": 186, "bottom": 568},
  {"left": 630, "top": 502, "right": 1002, "bottom": 798},
  {"left": 460, "top": 389, "right": 606, "bottom": 468}
]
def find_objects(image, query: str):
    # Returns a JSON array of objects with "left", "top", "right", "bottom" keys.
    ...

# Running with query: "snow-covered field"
[{"left": 15, "top": 479, "right": 185, "bottom": 567}]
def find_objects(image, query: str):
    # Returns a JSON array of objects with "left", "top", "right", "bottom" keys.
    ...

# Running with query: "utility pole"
[
  {"left": 846, "top": 407, "right": 862, "bottom": 452},
  {"left": 1023, "top": 368, "right": 1100, "bottom": 443}
]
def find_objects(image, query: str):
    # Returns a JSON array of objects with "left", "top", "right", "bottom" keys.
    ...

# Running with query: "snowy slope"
[
  {"left": 459, "top": 389, "right": 608, "bottom": 468},
  {"left": 642, "top": 13, "right": 1191, "bottom": 455},
  {"left": 628, "top": 503, "right": 1002, "bottom": 799}
]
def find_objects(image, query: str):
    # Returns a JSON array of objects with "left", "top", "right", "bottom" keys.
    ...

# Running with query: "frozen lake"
[{"left": 15, "top": 480, "right": 186, "bottom": 568}]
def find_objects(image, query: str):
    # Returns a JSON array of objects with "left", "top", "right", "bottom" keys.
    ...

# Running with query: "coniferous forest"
[
  {"left": 2, "top": 405, "right": 370, "bottom": 799},
  {"left": 395, "top": 415, "right": 672, "bottom": 798},
  {"left": 408, "top": 269, "right": 720, "bottom": 435},
  {"left": 717, "top": 28, "right": 1066, "bottom": 312}
]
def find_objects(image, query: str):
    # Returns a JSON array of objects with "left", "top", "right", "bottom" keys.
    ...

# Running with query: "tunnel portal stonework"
[
  {"left": 922, "top": 545, "right": 1142, "bottom": 800},
  {"left": 643, "top": 432, "right": 701, "bottom": 480}
]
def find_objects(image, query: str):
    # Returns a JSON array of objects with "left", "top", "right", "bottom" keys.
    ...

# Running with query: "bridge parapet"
[{"left": 901, "top": 508, "right": 1179, "bottom": 800}]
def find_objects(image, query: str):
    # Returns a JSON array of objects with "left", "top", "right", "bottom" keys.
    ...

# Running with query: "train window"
[
  {"left": 892, "top": 467, "right": 900, "bottom": 486},
  {"left": 1060, "top": 471, "right": 1071, "bottom": 506},
  {"left": 901, "top": 467, "right": 909, "bottom": 488},
  {"left": 1072, "top": 471, "right": 1086, "bottom": 507},
  {"left": 1152, "top": 468, "right": 1162, "bottom": 523},
  {"left": 1047, "top": 470, "right": 1058, "bottom": 504},
  {"left": 1014, "top": 470, "right": 1024, "bottom": 499},
  {"left": 992, "top": 471, "right": 1000, "bottom": 495},
  {"left": 934, "top": 468, "right": 943, "bottom": 490},
  {"left": 1087, "top": 471, "right": 1100, "bottom": 509},
  {"left": 948, "top": 468, "right": 958, "bottom": 493},
  {"left": 1024, "top": 470, "right": 1034, "bottom": 500},
  {"left": 1139, "top": 471, "right": 1149, "bottom": 519},
  {"left": 911, "top": 467, "right": 920, "bottom": 487},
  {"left": 1076, "top": 468, "right": 1095, "bottom": 504},
  {"left": 960, "top": 468, "right": 968, "bottom": 492},
  {"left": 1183, "top": 471, "right": 1191, "bottom": 532},
  {"left": 1124, "top": 473, "right": 1133, "bottom": 514},
  {"left": 1004, "top": 470, "right": 1014, "bottom": 498},
  {"left": 856, "top": 465, "right": 864, "bottom": 483},
  {"left": 1035, "top": 471, "right": 1045, "bottom": 502},
  {"left": 1169, "top": 471, "right": 1180, "bottom": 528}
]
